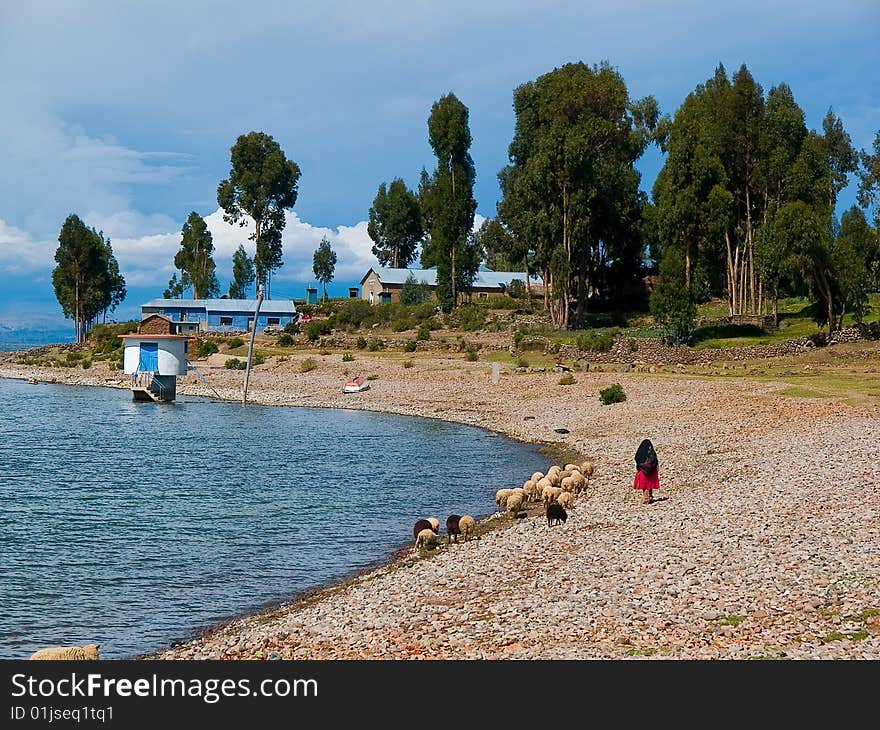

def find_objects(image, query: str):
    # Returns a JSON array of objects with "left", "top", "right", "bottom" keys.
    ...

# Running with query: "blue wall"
[{"left": 142, "top": 306, "right": 294, "bottom": 331}]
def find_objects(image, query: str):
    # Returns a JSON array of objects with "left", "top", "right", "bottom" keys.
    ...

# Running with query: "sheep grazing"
[
  {"left": 546, "top": 503, "right": 567, "bottom": 526},
  {"left": 547, "top": 471, "right": 562, "bottom": 487},
  {"left": 416, "top": 528, "right": 438, "bottom": 551},
  {"left": 427, "top": 517, "right": 440, "bottom": 533},
  {"left": 570, "top": 471, "right": 586, "bottom": 492},
  {"left": 458, "top": 515, "right": 476, "bottom": 541},
  {"left": 536, "top": 477, "right": 552, "bottom": 492},
  {"left": 560, "top": 476, "right": 575, "bottom": 493},
  {"left": 542, "top": 485, "right": 562, "bottom": 505},
  {"left": 446, "top": 514, "right": 463, "bottom": 543},
  {"left": 581, "top": 461, "right": 594, "bottom": 487},
  {"left": 560, "top": 469, "right": 572, "bottom": 479},
  {"left": 413, "top": 519, "right": 438, "bottom": 541},
  {"left": 505, "top": 493, "right": 524, "bottom": 516},
  {"left": 523, "top": 479, "right": 539, "bottom": 502},
  {"left": 30, "top": 644, "right": 100, "bottom": 660},
  {"left": 531, "top": 471, "right": 544, "bottom": 483},
  {"left": 564, "top": 463, "right": 579, "bottom": 472},
  {"left": 495, "top": 488, "right": 512, "bottom": 510},
  {"left": 557, "top": 491, "right": 574, "bottom": 509}
]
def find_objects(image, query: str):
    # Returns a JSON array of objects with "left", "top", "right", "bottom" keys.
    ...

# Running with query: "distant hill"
[{"left": 0, "top": 323, "right": 74, "bottom": 351}]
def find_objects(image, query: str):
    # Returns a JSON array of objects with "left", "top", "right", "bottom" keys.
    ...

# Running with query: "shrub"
[
  {"left": 411, "top": 302, "right": 438, "bottom": 321},
  {"left": 367, "top": 338, "right": 384, "bottom": 351},
  {"left": 342, "top": 352, "right": 355, "bottom": 362},
  {"left": 516, "top": 356, "right": 530, "bottom": 368},
  {"left": 65, "top": 351, "right": 83, "bottom": 362},
  {"left": 366, "top": 374, "right": 379, "bottom": 380},
  {"left": 575, "top": 330, "right": 616, "bottom": 352},
  {"left": 224, "top": 357, "right": 246, "bottom": 370},
  {"left": 403, "top": 340, "right": 417, "bottom": 352},
  {"left": 416, "top": 323, "right": 431, "bottom": 341},
  {"left": 391, "top": 319, "right": 413, "bottom": 333},
  {"left": 457, "top": 304, "right": 485, "bottom": 331},
  {"left": 650, "top": 248, "right": 696, "bottom": 345},
  {"left": 506, "top": 279, "right": 526, "bottom": 299},
  {"left": 465, "top": 347, "right": 478, "bottom": 361},
  {"left": 226, "top": 336, "right": 245, "bottom": 349},
  {"left": 306, "top": 319, "right": 332, "bottom": 342},
  {"left": 197, "top": 340, "right": 219, "bottom": 358},
  {"left": 81, "top": 358, "right": 92, "bottom": 369},
  {"left": 252, "top": 353, "right": 266, "bottom": 366},
  {"left": 277, "top": 333, "right": 294, "bottom": 347},
  {"left": 598, "top": 383, "right": 626, "bottom": 405},
  {"left": 356, "top": 336, "right": 368, "bottom": 349},
  {"left": 513, "top": 328, "right": 526, "bottom": 346},
  {"left": 334, "top": 299, "right": 375, "bottom": 329},
  {"left": 558, "top": 373, "right": 576, "bottom": 385},
  {"left": 283, "top": 321, "right": 301, "bottom": 335},
  {"left": 400, "top": 274, "right": 433, "bottom": 306},
  {"left": 300, "top": 357, "right": 318, "bottom": 372},
  {"left": 403, "top": 360, "right": 414, "bottom": 368}
]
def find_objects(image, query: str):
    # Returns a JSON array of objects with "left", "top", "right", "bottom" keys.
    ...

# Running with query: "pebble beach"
[{"left": 3, "top": 351, "right": 879, "bottom": 659}]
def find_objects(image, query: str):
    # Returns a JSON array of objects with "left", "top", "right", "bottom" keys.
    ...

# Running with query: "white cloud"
[{"left": 0, "top": 219, "right": 54, "bottom": 272}]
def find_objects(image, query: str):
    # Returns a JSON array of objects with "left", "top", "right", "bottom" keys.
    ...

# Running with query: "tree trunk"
[
  {"left": 685, "top": 239, "right": 692, "bottom": 292},
  {"left": 254, "top": 219, "right": 262, "bottom": 292}
]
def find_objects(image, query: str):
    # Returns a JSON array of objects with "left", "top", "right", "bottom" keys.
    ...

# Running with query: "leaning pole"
[{"left": 242, "top": 287, "right": 264, "bottom": 405}]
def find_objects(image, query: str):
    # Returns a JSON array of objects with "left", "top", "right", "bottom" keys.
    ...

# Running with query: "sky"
[{"left": 0, "top": 0, "right": 877, "bottom": 330}]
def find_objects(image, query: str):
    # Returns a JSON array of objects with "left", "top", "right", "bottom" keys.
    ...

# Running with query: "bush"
[
  {"left": 283, "top": 321, "right": 300, "bottom": 335},
  {"left": 197, "top": 340, "right": 219, "bottom": 358},
  {"left": 558, "top": 373, "right": 576, "bottom": 385},
  {"left": 465, "top": 347, "right": 478, "bottom": 361},
  {"left": 334, "top": 299, "right": 376, "bottom": 329},
  {"left": 403, "top": 340, "right": 417, "bottom": 352},
  {"left": 457, "top": 304, "right": 485, "bottom": 331},
  {"left": 367, "top": 338, "right": 384, "bottom": 352},
  {"left": 342, "top": 352, "right": 355, "bottom": 362},
  {"left": 224, "top": 357, "right": 246, "bottom": 370},
  {"left": 277, "top": 333, "right": 294, "bottom": 347},
  {"left": 252, "top": 353, "right": 266, "bottom": 366},
  {"left": 227, "top": 336, "right": 245, "bottom": 349},
  {"left": 366, "top": 374, "right": 379, "bottom": 381},
  {"left": 81, "top": 358, "right": 92, "bottom": 369},
  {"left": 65, "top": 350, "right": 83, "bottom": 362},
  {"left": 416, "top": 323, "right": 431, "bottom": 341},
  {"left": 516, "top": 356, "right": 530, "bottom": 368},
  {"left": 400, "top": 274, "right": 433, "bottom": 306},
  {"left": 306, "top": 319, "right": 332, "bottom": 342},
  {"left": 598, "top": 383, "right": 626, "bottom": 405},
  {"left": 506, "top": 279, "right": 526, "bottom": 299},
  {"left": 575, "top": 330, "right": 616, "bottom": 352},
  {"left": 391, "top": 319, "right": 413, "bottom": 333},
  {"left": 513, "top": 328, "right": 526, "bottom": 346},
  {"left": 300, "top": 357, "right": 318, "bottom": 372},
  {"left": 356, "top": 336, "right": 368, "bottom": 350},
  {"left": 411, "top": 303, "right": 438, "bottom": 321},
  {"left": 650, "top": 248, "right": 696, "bottom": 345},
  {"left": 403, "top": 360, "right": 414, "bottom": 368}
]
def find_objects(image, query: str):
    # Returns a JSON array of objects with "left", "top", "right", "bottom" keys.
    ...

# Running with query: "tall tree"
[
  {"left": 420, "top": 93, "right": 477, "bottom": 311},
  {"left": 499, "top": 62, "right": 657, "bottom": 327},
  {"left": 172, "top": 212, "right": 219, "bottom": 298},
  {"left": 834, "top": 206, "right": 879, "bottom": 323},
  {"left": 229, "top": 244, "right": 256, "bottom": 299},
  {"left": 858, "top": 130, "right": 880, "bottom": 229},
  {"left": 52, "top": 214, "right": 126, "bottom": 343},
  {"left": 475, "top": 218, "right": 528, "bottom": 272},
  {"left": 312, "top": 236, "right": 337, "bottom": 300},
  {"left": 164, "top": 272, "right": 188, "bottom": 299},
  {"left": 367, "top": 178, "right": 423, "bottom": 267},
  {"left": 217, "top": 131, "right": 300, "bottom": 297}
]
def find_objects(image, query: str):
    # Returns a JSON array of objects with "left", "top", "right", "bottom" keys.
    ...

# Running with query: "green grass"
[
  {"left": 717, "top": 614, "right": 746, "bottom": 627},
  {"left": 625, "top": 647, "right": 658, "bottom": 657},
  {"left": 844, "top": 608, "right": 880, "bottom": 622},
  {"left": 822, "top": 630, "right": 869, "bottom": 643}
]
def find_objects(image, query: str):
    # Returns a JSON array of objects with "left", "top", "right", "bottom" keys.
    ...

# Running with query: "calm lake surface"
[{"left": 0, "top": 377, "right": 543, "bottom": 659}]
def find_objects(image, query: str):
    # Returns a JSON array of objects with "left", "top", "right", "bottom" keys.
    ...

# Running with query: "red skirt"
[{"left": 633, "top": 469, "right": 659, "bottom": 491}]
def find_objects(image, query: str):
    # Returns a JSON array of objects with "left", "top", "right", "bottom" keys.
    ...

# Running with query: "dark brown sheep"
[
  {"left": 446, "top": 514, "right": 462, "bottom": 544},
  {"left": 546, "top": 503, "right": 567, "bottom": 526},
  {"left": 413, "top": 519, "right": 436, "bottom": 542}
]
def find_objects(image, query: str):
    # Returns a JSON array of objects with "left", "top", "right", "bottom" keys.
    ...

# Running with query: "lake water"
[{"left": 0, "top": 378, "right": 543, "bottom": 659}]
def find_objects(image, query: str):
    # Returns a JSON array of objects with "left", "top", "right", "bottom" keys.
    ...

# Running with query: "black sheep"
[
  {"left": 412, "top": 519, "right": 435, "bottom": 541},
  {"left": 446, "top": 514, "right": 462, "bottom": 544},
  {"left": 546, "top": 503, "right": 567, "bottom": 526}
]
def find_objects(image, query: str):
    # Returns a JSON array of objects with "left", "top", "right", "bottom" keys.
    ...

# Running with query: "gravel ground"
[{"left": 3, "top": 352, "right": 879, "bottom": 659}]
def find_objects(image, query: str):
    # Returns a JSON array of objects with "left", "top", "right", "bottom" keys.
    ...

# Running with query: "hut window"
[
  {"left": 220, "top": 316, "right": 233, "bottom": 326},
  {"left": 267, "top": 317, "right": 280, "bottom": 326},
  {"left": 479, "top": 292, "right": 488, "bottom": 299}
]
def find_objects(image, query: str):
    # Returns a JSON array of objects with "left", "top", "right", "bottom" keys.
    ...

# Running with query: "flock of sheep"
[{"left": 413, "top": 459, "right": 595, "bottom": 552}]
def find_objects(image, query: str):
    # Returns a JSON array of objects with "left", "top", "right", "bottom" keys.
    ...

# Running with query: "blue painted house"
[{"left": 141, "top": 299, "right": 297, "bottom": 332}]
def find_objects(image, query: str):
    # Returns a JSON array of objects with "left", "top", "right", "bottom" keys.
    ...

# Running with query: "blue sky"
[{"left": 0, "top": 1, "right": 877, "bottom": 329}]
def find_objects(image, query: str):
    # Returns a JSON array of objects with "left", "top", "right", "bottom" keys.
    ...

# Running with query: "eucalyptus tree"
[
  {"left": 217, "top": 131, "right": 300, "bottom": 297},
  {"left": 229, "top": 244, "right": 255, "bottom": 299},
  {"left": 367, "top": 178, "right": 423, "bottom": 268},
  {"left": 312, "top": 236, "right": 337, "bottom": 300},
  {"left": 172, "top": 211, "right": 219, "bottom": 298},
  {"left": 420, "top": 93, "right": 477, "bottom": 310},
  {"left": 858, "top": 130, "right": 880, "bottom": 228}
]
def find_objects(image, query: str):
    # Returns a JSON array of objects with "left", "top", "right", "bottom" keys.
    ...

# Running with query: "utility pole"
[{"left": 242, "top": 284, "right": 264, "bottom": 404}]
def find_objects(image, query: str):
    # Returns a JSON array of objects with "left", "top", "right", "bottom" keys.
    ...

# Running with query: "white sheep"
[
  {"left": 30, "top": 644, "right": 99, "bottom": 660},
  {"left": 542, "top": 485, "right": 562, "bottom": 505},
  {"left": 506, "top": 493, "right": 524, "bottom": 515},
  {"left": 523, "top": 479, "right": 539, "bottom": 502},
  {"left": 415, "top": 528, "right": 438, "bottom": 551},
  {"left": 564, "top": 463, "right": 579, "bottom": 472},
  {"left": 557, "top": 491, "right": 574, "bottom": 509},
  {"left": 458, "top": 515, "right": 476, "bottom": 541},
  {"left": 427, "top": 517, "right": 440, "bottom": 533},
  {"left": 536, "top": 477, "right": 552, "bottom": 492},
  {"left": 531, "top": 471, "right": 544, "bottom": 483},
  {"left": 560, "top": 476, "right": 575, "bottom": 493},
  {"left": 570, "top": 471, "right": 586, "bottom": 492},
  {"left": 547, "top": 471, "right": 562, "bottom": 487},
  {"left": 495, "top": 488, "right": 512, "bottom": 509},
  {"left": 560, "top": 469, "right": 572, "bottom": 479},
  {"left": 581, "top": 461, "right": 594, "bottom": 487}
]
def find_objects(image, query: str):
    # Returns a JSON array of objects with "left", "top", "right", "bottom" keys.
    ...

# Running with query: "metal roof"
[
  {"left": 141, "top": 298, "right": 296, "bottom": 314},
  {"left": 360, "top": 267, "right": 534, "bottom": 288}
]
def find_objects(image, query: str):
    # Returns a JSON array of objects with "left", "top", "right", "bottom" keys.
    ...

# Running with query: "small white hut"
[{"left": 119, "top": 334, "right": 189, "bottom": 402}]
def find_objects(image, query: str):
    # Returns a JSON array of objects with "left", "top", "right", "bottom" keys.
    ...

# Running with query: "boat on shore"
[{"left": 342, "top": 376, "right": 369, "bottom": 393}]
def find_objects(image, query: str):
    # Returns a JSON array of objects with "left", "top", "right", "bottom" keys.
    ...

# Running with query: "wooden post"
[{"left": 242, "top": 289, "right": 264, "bottom": 404}]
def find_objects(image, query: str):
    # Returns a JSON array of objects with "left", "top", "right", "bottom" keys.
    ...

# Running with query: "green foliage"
[
  {"left": 505, "top": 279, "right": 526, "bottom": 298},
  {"left": 403, "top": 340, "right": 417, "bottom": 352},
  {"left": 342, "top": 352, "right": 355, "bottom": 362},
  {"left": 356, "top": 336, "right": 368, "bottom": 349},
  {"left": 650, "top": 248, "right": 696, "bottom": 344},
  {"left": 400, "top": 273, "right": 433, "bottom": 306},
  {"left": 416, "top": 323, "right": 431, "bottom": 341},
  {"left": 575, "top": 330, "right": 616, "bottom": 352},
  {"left": 300, "top": 357, "right": 318, "bottom": 372},
  {"left": 333, "top": 299, "right": 375, "bottom": 329},
  {"left": 172, "top": 211, "right": 219, "bottom": 298},
  {"left": 403, "top": 360, "right": 414, "bottom": 368},
  {"left": 391, "top": 319, "right": 413, "bottom": 332},
  {"left": 558, "top": 373, "right": 576, "bottom": 385},
  {"left": 312, "top": 236, "right": 337, "bottom": 299},
  {"left": 367, "top": 338, "right": 384, "bottom": 351},
  {"left": 226, "top": 336, "right": 245, "bottom": 349},
  {"left": 217, "top": 131, "right": 301, "bottom": 294},
  {"left": 368, "top": 179, "right": 423, "bottom": 268},
  {"left": 224, "top": 357, "right": 246, "bottom": 370},
  {"left": 283, "top": 321, "right": 300, "bottom": 335},
  {"left": 52, "top": 214, "right": 126, "bottom": 343},
  {"left": 306, "top": 319, "right": 332, "bottom": 342},
  {"left": 197, "top": 340, "right": 219, "bottom": 358},
  {"left": 464, "top": 346, "right": 478, "bottom": 361},
  {"left": 456, "top": 304, "right": 485, "bottom": 331},
  {"left": 366, "top": 374, "right": 379, "bottom": 381},
  {"left": 229, "top": 244, "right": 255, "bottom": 299},
  {"left": 252, "top": 352, "right": 266, "bottom": 366},
  {"left": 598, "top": 383, "right": 626, "bottom": 405},
  {"left": 516, "top": 356, "right": 530, "bottom": 368},
  {"left": 277, "top": 333, "right": 294, "bottom": 347}
]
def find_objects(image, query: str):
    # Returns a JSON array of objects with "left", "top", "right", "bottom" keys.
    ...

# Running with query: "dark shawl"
[{"left": 635, "top": 439, "right": 658, "bottom": 474}]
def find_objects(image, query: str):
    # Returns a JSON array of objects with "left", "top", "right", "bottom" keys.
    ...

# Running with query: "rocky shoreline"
[{"left": 3, "top": 352, "right": 879, "bottom": 659}]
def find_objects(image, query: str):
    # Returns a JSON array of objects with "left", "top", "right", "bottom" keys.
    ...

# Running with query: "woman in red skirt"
[{"left": 633, "top": 439, "right": 659, "bottom": 504}]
